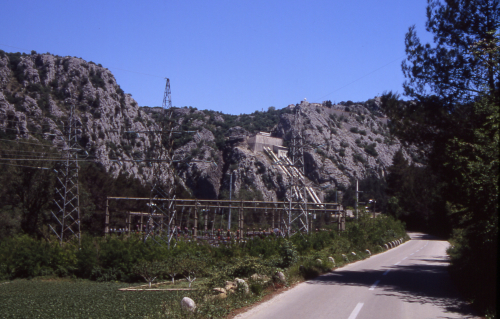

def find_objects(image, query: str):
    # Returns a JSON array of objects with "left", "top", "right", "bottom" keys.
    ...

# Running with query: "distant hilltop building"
[
  {"left": 287, "top": 100, "right": 322, "bottom": 110},
  {"left": 248, "top": 132, "right": 287, "bottom": 157}
]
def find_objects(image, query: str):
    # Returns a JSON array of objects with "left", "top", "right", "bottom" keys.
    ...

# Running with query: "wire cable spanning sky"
[{"left": 1, "top": 0, "right": 433, "bottom": 115}]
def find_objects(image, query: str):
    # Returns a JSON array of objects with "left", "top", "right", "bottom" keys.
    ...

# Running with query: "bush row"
[{"left": 0, "top": 214, "right": 407, "bottom": 283}]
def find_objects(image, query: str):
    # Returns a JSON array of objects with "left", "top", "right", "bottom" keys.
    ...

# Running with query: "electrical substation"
[{"left": 1, "top": 77, "right": 346, "bottom": 246}]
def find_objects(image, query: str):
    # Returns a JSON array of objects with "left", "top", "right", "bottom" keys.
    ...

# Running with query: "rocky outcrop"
[
  {"left": 0, "top": 51, "right": 158, "bottom": 184},
  {"left": 0, "top": 52, "right": 417, "bottom": 204},
  {"left": 274, "top": 101, "right": 414, "bottom": 189}
]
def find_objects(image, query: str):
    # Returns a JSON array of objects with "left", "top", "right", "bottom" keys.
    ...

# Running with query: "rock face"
[
  {"left": 0, "top": 52, "right": 417, "bottom": 204},
  {"left": 0, "top": 52, "right": 158, "bottom": 184},
  {"left": 274, "top": 101, "right": 413, "bottom": 188}
]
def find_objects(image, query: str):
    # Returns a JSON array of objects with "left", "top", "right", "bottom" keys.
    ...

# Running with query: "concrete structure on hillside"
[{"left": 248, "top": 132, "right": 286, "bottom": 156}]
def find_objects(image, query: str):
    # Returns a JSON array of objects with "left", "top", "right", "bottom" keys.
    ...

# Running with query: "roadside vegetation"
[
  {"left": 0, "top": 213, "right": 406, "bottom": 318},
  {"left": 381, "top": 0, "right": 499, "bottom": 317}
]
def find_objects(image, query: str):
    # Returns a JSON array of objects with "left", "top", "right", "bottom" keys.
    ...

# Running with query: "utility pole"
[
  {"left": 354, "top": 178, "right": 364, "bottom": 220},
  {"left": 228, "top": 170, "right": 235, "bottom": 230},
  {"left": 354, "top": 177, "right": 364, "bottom": 220},
  {"left": 355, "top": 178, "right": 358, "bottom": 220}
]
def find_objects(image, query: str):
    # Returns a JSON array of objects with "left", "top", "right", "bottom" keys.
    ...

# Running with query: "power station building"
[{"left": 247, "top": 132, "right": 287, "bottom": 157}]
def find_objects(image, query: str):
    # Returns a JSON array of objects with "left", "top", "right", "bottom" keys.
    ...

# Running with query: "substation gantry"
[{"left": 105, "top": 102, "right": 345, "bottom": 243}]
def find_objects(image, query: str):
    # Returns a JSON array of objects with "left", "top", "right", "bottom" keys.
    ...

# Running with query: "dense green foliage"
[
  {"left": 0, "top": 147, "right": 150, "bottom": 240},
  {"left": 385, "top": 149, "right": 451, "bottom": 236},
  {"left": 383, "top": 0, "right": 498, "bottom": 315},
  {"left": 0, "top": 215, "right": 406, "bottom": 282},
  {"left": 0, "top": 214, "right": 406, "bottom": 318}
]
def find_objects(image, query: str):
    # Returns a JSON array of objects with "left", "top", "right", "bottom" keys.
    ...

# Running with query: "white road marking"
[
  {"left": 383, "top": 269, "right": 390, "bottom": 275},
  {"left": 402, "top": 257, "right": 407, "bottom": 260},
  {"left": 369, "top": 280, "right": 380, "bottom": 290},
  {"left": 347, "top": 302, "right": 364, "bottom": 319},
  {"left": 410, "top": 253, "right": 414, "bottom": 255},
  {"left": 394, "top": 261, "right": 401, "bottom": 265}
]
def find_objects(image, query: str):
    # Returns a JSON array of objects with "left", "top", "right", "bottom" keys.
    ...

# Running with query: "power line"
[
  {"left": 314, "top": 54, "right": 406, "bottom": 102},
  {"left": 0, "top": 158, "right": 93, "bottom": 162},
  {"left": 0, "top": 163, "right": 52, "bottom": 170},
  {"left": 1, "top": 119, "right": 61, "bottom": 127},
  {"left": 0, "top": 148, "right": 60, "bottom": 154},
  {"left": 0, "top": 126, "right": 52, "bottom": 134},
  {"left": 0, "top": 138, "right": 57, "bottom": 147}
]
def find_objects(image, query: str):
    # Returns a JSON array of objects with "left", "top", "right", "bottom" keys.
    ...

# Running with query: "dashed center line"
[
  {"left": 383, "top": 269, "right": 390, "bottom": 275},
  {"left": 348, "top": 302, "right": 364, "bottom": 319},
  {"left": 410, "top": 253, "right": 414, "bottom": 255},
  {"left": 369, "top": 280, "right": 380, "bottom": 290},
  {"left": 394, "top": 261, "right": 401, "bottom": 265}
]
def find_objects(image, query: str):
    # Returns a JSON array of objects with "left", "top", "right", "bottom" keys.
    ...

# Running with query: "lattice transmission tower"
[
  {"left": 283, "top": 104, "right": 309, "bottom": 236},
  {"left": 143, "top": 78, "right": 179, "bottom": 246},
  {"left": 50, "top": 105, "right": 81, "bottom": 244}
]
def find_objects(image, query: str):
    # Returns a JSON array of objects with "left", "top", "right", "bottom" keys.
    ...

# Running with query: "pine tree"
[{"left": 382, "top": 0, "right": 499, "bottom": 314}]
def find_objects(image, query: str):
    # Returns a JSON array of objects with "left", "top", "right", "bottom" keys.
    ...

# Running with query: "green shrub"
[
  {"left": 250, "top": 282, "right": 264, "bottom": 295},
  {"left": 279, "top": 240, "right": 298, "bottom": 268},
  {"left": 364, "top": 143, "right": 378, "bottom": 157}
]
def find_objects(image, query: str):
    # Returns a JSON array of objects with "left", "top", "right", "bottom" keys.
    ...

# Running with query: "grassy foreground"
[
  {"left": 0, "top": 214, "right": 408, "bottom": 318},
  {"left": 0, "top": 278, "right": 277, "bottom": 319},
  {"left": 0, "top": 279, "right": 177, "bottom": 318},
  {"left": 0, "top": 247, "right": 403, "bottom": 319}
]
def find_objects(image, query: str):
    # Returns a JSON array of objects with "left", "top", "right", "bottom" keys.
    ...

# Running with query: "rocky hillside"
[
  {"left": 0, "top": 51, "right": 161, "bottom": 184},
  {"left": 0, "top": 51, "right": 418, "bottom": 204}
]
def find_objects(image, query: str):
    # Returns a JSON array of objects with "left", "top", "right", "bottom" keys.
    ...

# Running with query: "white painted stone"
[
  {"left": 235, "top": 278, "right": 249, "bottom": 294},
  {"left": 328, "top": 256, "right": 335, "bottom": 264},
  {"left": 181, "top": 297, "right": 196, "bottom": 312},
  {"left": 276, "top": 271, "right": 286, "bottom": 283}
]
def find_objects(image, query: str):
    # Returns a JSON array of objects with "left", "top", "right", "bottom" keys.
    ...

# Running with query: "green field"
[{"left": 0, "top": 279, "right": 196, "bottom": 319}]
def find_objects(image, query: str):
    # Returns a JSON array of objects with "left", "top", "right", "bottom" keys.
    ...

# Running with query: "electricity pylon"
[
  {"left": 283, "top": 104, "right": 309, "bottom": 235},
  {"left": 144, "top": 78, "right": 178, "bottom": 246},
  {"left": 50, "top": 105, "right": 81, "bottom": 245}
]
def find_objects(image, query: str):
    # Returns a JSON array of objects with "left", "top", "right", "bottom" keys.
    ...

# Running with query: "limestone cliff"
[{"left": 0, "top": 52, "right": 417, "bottom": 203}]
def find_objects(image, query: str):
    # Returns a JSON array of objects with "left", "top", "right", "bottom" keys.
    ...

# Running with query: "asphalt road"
[{"left": 236, "top": 232, "right": 477, "bottom": 319}]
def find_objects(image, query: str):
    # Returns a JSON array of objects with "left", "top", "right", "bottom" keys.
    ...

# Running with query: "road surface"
[{"left": 236, "top": 232, "right": 477, "bottom": 319}]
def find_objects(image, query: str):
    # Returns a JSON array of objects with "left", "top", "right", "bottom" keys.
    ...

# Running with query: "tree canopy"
[
  {"left": 383, "top": 0, "right": 499, "bottom": 314},
  {"left": 402, "top": 0, "right": 499, "bottom": 106}
]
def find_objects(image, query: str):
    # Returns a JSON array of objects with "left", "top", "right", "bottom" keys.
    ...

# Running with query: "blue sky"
[{"left": 1, "top": 0, "right": 433, "bottom": 115}]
